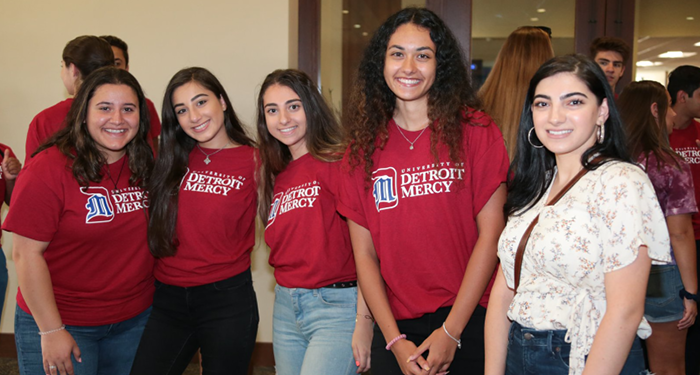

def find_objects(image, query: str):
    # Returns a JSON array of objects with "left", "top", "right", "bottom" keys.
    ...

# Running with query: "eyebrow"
[
  {"left": 173, "top": 93, "right": 209, "bottom": 108},
  {"left": 95, "top": 101, "right": 136, "bottom": 106},
  {"left": 264, "top": 98, "right": 301, "bottom": 108},
  {"left": 533, "top": 92, "right": 589, "bottom": 101},
  {"left": 388, "top": 45, "right": 435, "bottom": 53}
]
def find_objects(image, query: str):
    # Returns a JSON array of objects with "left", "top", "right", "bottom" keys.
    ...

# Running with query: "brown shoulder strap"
[{"left": 512, "top": 165, "right": 592, "bottom": 291}]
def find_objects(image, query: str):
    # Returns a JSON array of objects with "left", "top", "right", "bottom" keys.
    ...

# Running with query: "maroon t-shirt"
[
  {"left": 3, "top": 147, "right": 154, "bottom": 325},
  {"left": 0, "top": 143, "right": 16, "bottom": 242},
  {"left": 25, "top": 98, "right": 161, "bottom": 162},
  {"left": 154, "top": 146, "right": 257, "bottom": 287},
  {"left": 265, "top": 154, "right": 356, "bottom": 289},
  {"left": 669, "top": 119, "right": 700, "bottom": 239},
  {"left": 337, "top": 110, "right": 509, "bottom": 320}
]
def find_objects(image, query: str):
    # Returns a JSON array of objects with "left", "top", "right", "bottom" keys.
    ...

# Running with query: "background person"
[
  {"left": 130, "top": 67, "right": 258, "bottom": 375},
  {"left": 589, "top": 36, "right": 630, "bottom": 95},
  {"left": 479, "top": 26, "right": 554, "bottom": 159},
  {"left": 0, "top": 144, "right": 21, "bottom": 322},
  {"left": 620, "top": 80, "right": 698, "bottom": 375},
  {"left": 25, "top": 35, "right": 114, "bottom": 162},
  {"left": 4, "top": 66, "right": 155, "bottom": 375},
  {"left": 340, "top": 7, "right": 509, "bottom": 375},
  {"left": 257, "top": 68, "right": 372, "bottom": 375}
]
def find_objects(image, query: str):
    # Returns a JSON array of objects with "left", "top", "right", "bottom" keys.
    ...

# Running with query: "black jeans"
[
  {"left": 371, "top": 305, "right": 486, "bottom": 374},
  {"left": 130, "top": 269, "right": 259, "bottom": 375},
  {"left": 686, "top": 241, "right": 700, "bottom": 375}
]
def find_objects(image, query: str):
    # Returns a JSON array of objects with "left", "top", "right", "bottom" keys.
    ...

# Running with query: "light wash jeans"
[
  {"left": 15, "top": 305, "right": 151, "bottom": 375},
  {"left": 273, "top": 285, "right": 358, "bottom": 375}
]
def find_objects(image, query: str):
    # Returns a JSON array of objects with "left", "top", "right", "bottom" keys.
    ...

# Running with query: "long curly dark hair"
[
  {"left": 37, "top": 66, "right": 153, "bottom": 188},
  {"left": 344, "top": 7, "right": 480, "bottom": 181},
  {"left": 256, "top": 69, "right": 344, "bottom": 220},
  {"left": 148, "top": 67, "right": 254, "bottom": 258}
]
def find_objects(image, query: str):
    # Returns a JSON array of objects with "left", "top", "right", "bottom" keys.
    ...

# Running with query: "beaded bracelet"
[
  {"left": 38, "top": 324, "right": 66, "bottom": 336},
  {"left": 442, "top": 322, "right": 461, "bottom": 349},
  {"left": 385, "top": 333, "right": 407, "bottom": 350}
]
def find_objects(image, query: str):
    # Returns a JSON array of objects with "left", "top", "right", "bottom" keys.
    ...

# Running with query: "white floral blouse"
[{"left": 498, "top": 161, "right": 671, "bottom": 375}]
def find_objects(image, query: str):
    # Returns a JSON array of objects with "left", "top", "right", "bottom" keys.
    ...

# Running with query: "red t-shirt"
[
  {"left": 2, "top": 147, "right": 154, "bottom": 325},
  {"left": 155, "top": 145, "right": 257, "bottom": 287},
  {"left": 337, "top": 110, "right": 509, "bottom": 320},
  {"left": 0, "top": 143, "right": 16, "bottom": 242},
  {"left": 25, "top": 98, "right": 162, "bottom": 162},
  {"left": 669, "top": 118, "right": 700, "bottom": 239},
  {"left": 265, "top": 154, "right": 356, "bottom": 289}
]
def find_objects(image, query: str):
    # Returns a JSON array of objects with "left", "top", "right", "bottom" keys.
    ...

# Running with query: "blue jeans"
[
  {"left": 0, "top": 247, "right": 7, "bottom": 321},
  {"left": 130, "top": 269, "right": 259, "bottom": 375},
  {"left": 273, "top": 285, "right": 357, "bottom": 375},
  {"left": 15, "top": 305, "right": 151, "bottom": 375},
  {"left": 505, "top": 321, "right": 647, "bottom": 375},
  {"left": 645, "top": 265, "right": 684, "bottom": 323}
]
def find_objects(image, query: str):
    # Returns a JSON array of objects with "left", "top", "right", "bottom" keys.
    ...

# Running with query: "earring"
[
  {"left": 528, "top": 128, "right": 544, "bottom": 149},
  {"left": 597, "top": 123, "right": 605, "bottom": 144}
]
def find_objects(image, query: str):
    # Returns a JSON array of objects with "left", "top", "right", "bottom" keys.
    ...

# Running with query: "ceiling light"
[
  {"left": 695, "top": 41, "right": 700, "bottom": 46},
  {"left": 354, "top": 24, "right": 361, "bottom": 29},
  {"left": 537, "top": 8, "right": 546, "bottom": 13},
  {"left": 530, "top": 17, "right": 539, "bottom": 21},
  {"left": 362, "top": 32, "right": 368, "bottom": 37},
  {"left": 342, "top": 10, "right": 349, "bottom": 14},
  {"left": 636, "top": 61, "right": 663, "bottom": 67},
  {"left": 687, "top": 17, "right": 695, "bottom": 20},
  {"left": 659, "top": 51, "right": 697, "bottom": 58}
]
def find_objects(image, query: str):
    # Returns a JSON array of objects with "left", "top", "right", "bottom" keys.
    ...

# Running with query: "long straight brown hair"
[{"left": 479, "top": 26, "right": 554, "bottom": 159}]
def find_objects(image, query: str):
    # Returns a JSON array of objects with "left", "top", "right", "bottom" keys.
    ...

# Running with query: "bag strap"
[{"left": 512, "top": 165, "right": 592, "bottom": 291}]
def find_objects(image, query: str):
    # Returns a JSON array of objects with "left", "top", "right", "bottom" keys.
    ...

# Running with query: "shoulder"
[
  {"left": 36, "top": 99, "right": 72, "bottom": 118},
  {"left": 0, "top": 143, "right": 12, "bottom": 155},
  {"left": 23, "top": 147, "right": 71, "bottom": 177}
]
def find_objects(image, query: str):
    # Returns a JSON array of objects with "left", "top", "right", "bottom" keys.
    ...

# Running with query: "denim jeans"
[
  {"left": 370, "top": 305, "right": 486, "bottom": 374},
  {"left": 14, "top": 305, "right": 151, "bottom": 375},
  {"left": 130, "top": 269, "right": 259, "bottom": 375},
  {"left": 0, "top": 247, "right": 7, "bottom": 321},
  {"left": 505, "top": 322, "right": 647, "bottom": 375},
  {"left": 272, "top": 285, "right": 357, "bottom": 375}
]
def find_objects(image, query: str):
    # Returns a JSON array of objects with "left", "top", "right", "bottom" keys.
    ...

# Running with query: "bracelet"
[
  {"left": 385, "top": 334, "right": 407, "bottom": 350},
  {"left": 680, "top": 288, "right": 699, "bottom": 302},
  {"left": 442, "top": 322, "right": 462, "bottom": 349},
  {"left": 38, "top": 324, "right": 66, "bottom": 336},
  {"left": 356, "top": 314, "right": 374, "bottom": 323}
]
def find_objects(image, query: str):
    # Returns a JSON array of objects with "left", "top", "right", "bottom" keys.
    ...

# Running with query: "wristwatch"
[{"left": 679, "top": 289, "right": 699, "bottom": 302}]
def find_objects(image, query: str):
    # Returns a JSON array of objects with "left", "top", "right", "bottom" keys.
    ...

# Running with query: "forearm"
[
  {"left": 356, "top": 283, "right": 373, "bottom": 321},
  {"left": 484, "top": 268, "right": 513, "bottom": 375},
  {"left": 668, "top": 215, "right": 697, "bottom": 293},
  {"left": 582, "top": 309, "right": 642, "bottom": 375}
]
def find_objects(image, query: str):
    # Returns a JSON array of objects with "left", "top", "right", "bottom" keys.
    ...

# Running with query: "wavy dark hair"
[
  {"left": 619, "top": 80, "right": 681, "bottom": 170},
  {"left": 256, "top": 69, "right": 344, "bottom": 220},
  {"left": 505, "top": 54, "right": 631, "bottom": 217},
  {"left": 149, "top": 67, "right": 254, "bottom": 258},
  {"left": 62, "top": 35, "right": 114, "bottom": 86},
  {"left": 36, "top": 66, "right": 153, "bottom": 187},
  {"left": 344, "top": 7, "right": 480, "bottom": 181}
]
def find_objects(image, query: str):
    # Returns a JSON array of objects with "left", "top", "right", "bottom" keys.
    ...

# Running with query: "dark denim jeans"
[
  {"left": 129, "top": 268, "right": 259, "bottom": 375},
  {"left": 505, "top": 322, "right": 647, "bottom": 375}
]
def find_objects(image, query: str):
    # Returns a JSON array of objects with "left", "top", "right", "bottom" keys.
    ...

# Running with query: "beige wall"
[{"left": 0, "top": 0, "right": 296, "bottom": 342}]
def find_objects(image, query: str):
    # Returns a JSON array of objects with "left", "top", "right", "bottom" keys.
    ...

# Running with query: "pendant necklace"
[
  {"left": 197, "top": 141, "right": 231, "bottom": 165},
  {"left": 395, "top": 121, "right": 428, "bottom": 150},
  {"left": 105, "top": 156, "right": 127, "bottom": 190}
]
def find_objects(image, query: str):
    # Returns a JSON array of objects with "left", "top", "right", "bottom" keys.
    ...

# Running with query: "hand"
[
  {"left": 391, "top": 339, "right": 424, "bottom": 375},
  {"left": 408, "top": 327, "right": 458, "bottom": 375},
  {"left": 1, "top": 152, "right": 21, "bottom": 180},
  {"left": 41, "top": 329, "right": 81, "bottom": 375},
  {"left": 352, "top": 316, "right": 374, "bottom": 373},
  {"left": 678, "top": 298, "right": 697, "bottom": 330}
]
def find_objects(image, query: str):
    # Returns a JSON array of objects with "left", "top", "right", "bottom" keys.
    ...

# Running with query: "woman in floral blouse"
[{"left": 485, "top": 55, "right": 672, "bottom": 375}]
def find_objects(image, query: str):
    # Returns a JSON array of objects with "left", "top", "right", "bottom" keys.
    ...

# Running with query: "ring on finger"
[{"left": 49, "top": 365, "right": 57, "bottom": 369}]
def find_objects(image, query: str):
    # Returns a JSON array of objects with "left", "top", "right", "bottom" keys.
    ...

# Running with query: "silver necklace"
[
  {"left": 196, "top": 141, "right": 230, "bottom": 165},
  {"left": 395, "top": 121, "right": 428, "bottom": 150}
]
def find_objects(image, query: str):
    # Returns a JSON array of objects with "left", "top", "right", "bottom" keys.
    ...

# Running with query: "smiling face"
[
  {"left": 531, "top": 72, "right": 609, "bottom": 162},
  {"left": 86, "top": 83, "right": 140, "bottom": 163},
  {"left": 383, "top": 23, "right": 437, "bottom": 110},
  {"left": 263, "top": 84, "right": 308, "bottom": 160},
  {"left": 171, "top": 81, "right": 229, "bottom": 149}
]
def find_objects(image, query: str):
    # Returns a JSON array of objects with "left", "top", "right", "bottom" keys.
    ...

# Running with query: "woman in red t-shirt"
[
  {"left": 130, "top": 67, "right": 258, "bottom": 375},
  {"left": 339, "top": 7, "right": 508, "bottom": 375},
  {"left": 256, "top": 69, "right": 373, "bottom": 375},
  {"left": 4, "top": 67, "right": 155, "bottom": 375}
]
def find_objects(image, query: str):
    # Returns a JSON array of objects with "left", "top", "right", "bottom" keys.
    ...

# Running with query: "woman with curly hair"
[
  {"left": 257, "top": 69, "right": 373, "bottom": 375},
  {"left": 4, "top": 66, "right": 155, "bottom": 375},
  {"left": 619, "top": 80, "right": 698, "bottom": 375},
  {"left": 129, "top": 67, "right": 258, "bottom": 375},
  {"left": 338, "top": 7, "right": 509, "bottom": 375}
]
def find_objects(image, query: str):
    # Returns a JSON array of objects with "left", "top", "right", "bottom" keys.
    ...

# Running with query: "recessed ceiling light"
[
  {"left": 659, "top": 51, "right": 697, "bottom": 58},
  {"left": 354, "top": 24, "right": 361, "bottom": 29},
  {"left": 695, "top": 41, "right": 700, "bottom": 47},
  {"left": 636, "top": 61, "right": 663, "bottom": 67},
  {"left": 362, "top": 32, "right": 368, "bottom": 37},
  {"left": 342, "top": 10, "right": 349, "bottom": 14},
  {"left": 530, "top": 17, "right": 539, "bottom": 21},
  {"left": 537, "top": 8, "right": 546, "bottom": 13},
  {"left": 687, "top": 16, "right": 695, "bottom": 20}
]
